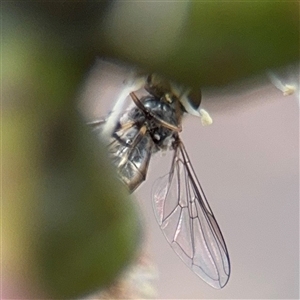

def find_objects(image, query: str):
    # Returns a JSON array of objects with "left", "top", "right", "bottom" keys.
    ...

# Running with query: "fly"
[{"left": 89, "top": 74, "right": 231, "bottom": 289}]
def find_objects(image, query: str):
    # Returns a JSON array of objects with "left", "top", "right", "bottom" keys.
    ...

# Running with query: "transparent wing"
[
  {"left": 152, "top": 141, "right": 230, "bottom": 289},
  {"left": 88, "top": 119, "right": 153, "bottom": 193}
]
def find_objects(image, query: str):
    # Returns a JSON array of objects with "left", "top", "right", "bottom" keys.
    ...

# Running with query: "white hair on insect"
[{"left": 102, "top": 75, "right": 147, "bottom": 139}]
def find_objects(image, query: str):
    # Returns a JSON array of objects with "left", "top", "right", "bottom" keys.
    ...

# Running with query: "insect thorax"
[
  {"left": 129, "top": 95, "right": 181, "bottom": 150},
  {"left": 108, "top": 94, "right": 181, "bottom": 192}
]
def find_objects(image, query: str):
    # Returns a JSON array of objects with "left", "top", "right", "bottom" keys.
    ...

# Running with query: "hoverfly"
[{"left": 89, "top": 74, "right": 231, "bottom": 289}]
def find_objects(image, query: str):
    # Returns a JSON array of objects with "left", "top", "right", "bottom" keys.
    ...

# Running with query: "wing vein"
[{"left": 152, "top": 140, "right": 231, "bottom": 289}]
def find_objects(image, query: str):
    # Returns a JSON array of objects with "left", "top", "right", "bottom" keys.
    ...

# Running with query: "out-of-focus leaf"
[
  {"left": 100, "top": 2, "right": 299, "bottom": 87},
  {"left": 3, "top": 7, "right": 140, "bottom": 299},
  {"left": 36, "top": 118, "right": 141, "bottom": 298}
]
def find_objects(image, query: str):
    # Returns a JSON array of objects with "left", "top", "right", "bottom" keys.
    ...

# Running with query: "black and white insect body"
[{"left": 89, "top": 74, "right": 230, "bottom": 289}]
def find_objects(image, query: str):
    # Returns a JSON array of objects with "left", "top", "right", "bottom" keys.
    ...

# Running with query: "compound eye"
[{"left": 188, "top": 89, "right": 202, "bottom": 110}]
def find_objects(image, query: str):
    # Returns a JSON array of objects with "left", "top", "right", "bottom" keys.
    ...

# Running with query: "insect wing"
[
  {"left": 88, "top": 114, "right": 154, "bottom": 192},
  {"left": 109, "top": 123, "right": 153, "bottom": 192},
  {"left": 152, "top": 142, "right": 230, "bottom": 289}
]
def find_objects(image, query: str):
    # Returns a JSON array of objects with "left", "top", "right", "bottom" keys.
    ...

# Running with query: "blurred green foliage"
[
  {"left": 2, "top": 2, "right": 299, "bottom": 298},
  {"left": 3, "top": 4, "right": 140, "bottom": 298},
  {"left": 100, "top": 2, "right": 299, "bottom": 87}
]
